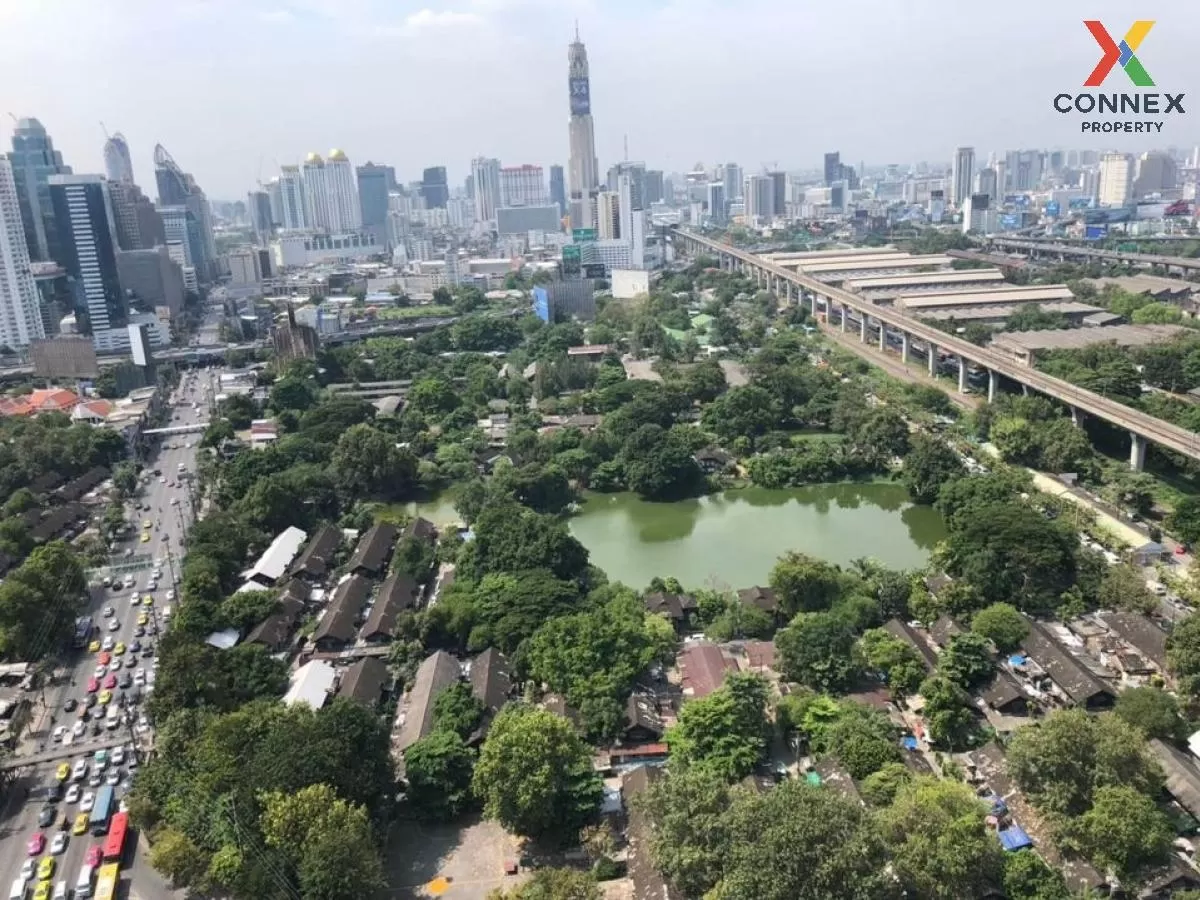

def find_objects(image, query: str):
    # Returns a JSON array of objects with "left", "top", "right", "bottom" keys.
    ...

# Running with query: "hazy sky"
[{"left": 1, "top": 0, "right": 1196, "bottom": 199}]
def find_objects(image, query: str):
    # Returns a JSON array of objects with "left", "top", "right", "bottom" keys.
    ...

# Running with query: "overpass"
[
  {"left": 983, "top": 237, "right": 1200, "bottom": 273},
  {"left": 143, "top": 422, "right": 209, "bottom": 436},
  {"left": 673, "top": 228, "right": 1200, "bottom": 470}
]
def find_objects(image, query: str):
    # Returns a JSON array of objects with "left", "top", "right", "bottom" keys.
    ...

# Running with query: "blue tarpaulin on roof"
[
  {"left": 1008, "top": 655, "right": 1027, "bottom": 666},
  {"left": 901, "top": 736, "right": 918, "bottom": 751},
  {"left": 998, "top": 825, "right": 1033, "bottom": 851}
]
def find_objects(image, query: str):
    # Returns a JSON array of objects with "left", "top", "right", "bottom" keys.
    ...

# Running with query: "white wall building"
[
  {"left": 301, "top": 151, "right": 361, "bottom": 234},
  {"left": 278, "top": 166, "right": 307, "bottom": 230},
  {"left": 951, "top": 146, "right": 975, "bottom": 207},
  {"left": 744, "top": 174, "right": 775, "bottom": 223},
  {"left": 0, "top": 159, "right": 46, "bottom": 348},
  {"left": 271, "top": 231, "right": 380, "bottom": 268},
  {"left": 227, "top": 248, "right": 262, "bottom": 285},
  {"left": 1099, "top": 152, "right": 1133, "bottom": 207},
  {"left": 597, "top": 191, "right": 619, "bottom": 239},
  {"left": 501, "top": 165, "right": 547, "bottom": 207},
  {"left": 471, "top": 157, "right": 502, "bottom": 224}
]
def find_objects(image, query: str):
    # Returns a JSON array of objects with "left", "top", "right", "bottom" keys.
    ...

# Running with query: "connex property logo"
[{"left": 1053, "top": 19, "right": 1185, "bottom": 134}]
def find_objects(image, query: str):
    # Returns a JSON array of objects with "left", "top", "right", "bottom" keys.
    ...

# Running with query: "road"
[{"left": 0, "top": 368, "right": 218, "bottom": 900}]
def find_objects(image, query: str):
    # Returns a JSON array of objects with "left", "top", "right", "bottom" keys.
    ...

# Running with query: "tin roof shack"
[
  {"left": 394, "top": 650, "right": 462, "bottom": 757},
  {"left": 737, "top": 586, "right": 779, "bottom": 616},
  {"left": 244, "top": 589, "right": 307, "bottom": 653},
  {"left": 1098, "top": 612, "right": 1169, "bottom": 674},
  {"left": 976, "top": 669, "right": 1031, "bottom": 720},
  {"left": 289, "top": 524, "right": 343, "bottom": 580},
  {"left": 679, "top": 643, "right": 736, "bottom": 699},
  {"left": 1018, "top": 622, "right": 1116, "bottom": 710},
  {"left": 881, "top": 618, "right": 938, "bottom": 670},
  {"left": 622, "top": 766, "right": 684, "bottom": 900},
  {"left": 1138, "top": 856, "right": 1200, "bottom": 898},
  {"left": 1149, "top": 738, "right": 1200, "bottom": 823},
  {"left": 929, "top": 614, "right": 963, "bottom": 649},
  {"left": 311, "top": 575, "right": 370, "bottom": 652},
  {"left": 403, "top": 516, "right": 438, "bottom": 544},
  {"left": 242, "top": 526, "right": 308, "bottom": 587},
  {"left": 347, "top": 522, "right": 399, "bottom": 576}
]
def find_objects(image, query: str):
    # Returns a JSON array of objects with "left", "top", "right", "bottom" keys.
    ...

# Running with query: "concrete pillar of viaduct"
[
  {"left": 900, "top": 333, "right": 910, "bottom": 364},
  {"left": 859, "top": 315, "right": 868, "bottom": 343},
  {"left": 927, "top": 343, "right": 938, "bottom": 377},
  {"left": 1130, "top": 433, "right": 1147, "bottom": 472},
  {"left": 840, "top": 306, "right": 847, "bottom": 332},
  {"left": 877, "top": 323, "right": 886, "bottom": 352},
  {"left": 1070, "top": 406, "right": 1083, "bottom": 428},
  {"left": 958, "top": 358, "right": 969, "bottom": 394},
  {"left": 987, "top": 370, "right": 999, "bottom": 404}
]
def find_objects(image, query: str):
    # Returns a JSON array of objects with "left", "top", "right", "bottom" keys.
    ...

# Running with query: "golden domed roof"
[
  {"left": 304, "top": 152, "right": 323, "bottom": 164},
  {"left": 328, "top": 148, "right": 347, "bottom": 161}
]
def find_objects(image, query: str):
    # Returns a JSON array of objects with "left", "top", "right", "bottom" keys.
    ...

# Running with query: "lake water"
[{"left": 566, "top": 484, "right": 947, "bottom": 592}]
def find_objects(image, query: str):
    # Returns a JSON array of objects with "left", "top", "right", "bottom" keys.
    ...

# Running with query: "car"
[
  {"left": 101, "top": 636, "right": 114, "bottom": 651},
  {"left": 54, "top": 763, "right": 69, "bottom": 782},
  {"left": 141, "top": 645, "right": 154, "bottom": 657},
  {"left": 32, "top": 881, "right": 50, "bottom": 900},
  {"left": 93, "top": 749, "right": 108, "bottom": 765},
  {"left": 165, "top": 589, "right": 175, "bottom": 601},
  {"left": 44, "top": 782, "right": 63, "bottom": 803},
  {"left": 72, "top": 813, "right": 88, "bottom": 835},
  {"left": 101, "top": 606, "right": 114, "bottom": 618},
  {"left": 159, "top": 477, "right": 166, "bottom": 484},
  {"left": 87, "top": 771, "right": 101, "bottom": 789},
  {"left": 49, "top": 833, "right": 67, "bottom": 855},
  {"left": 71, "top": 720, "right": 85, "bottom": 738},
  {"left": 129, "top": 640, "right": 141, "bottom": 653},
  {"left": 161, "top": 533, "right": 168, "bottom": 541},
  {"left": 37, "top": 857, "right": 54, "bottom": 881},
  {"left": 140, "top": 532, "right": 150, "bottom": 543},
  {"left": 133, "top": 669, "right": 146, "bottom": 686},
  {"left": 136, "top": 612, "right": 148, "bottom": 627},
  {"left": 111, "top": 746, "right": 125, "bottom": 766},
  {"left": 83, "top": 694, "right": 96, "bottom": 709},
  {"left": 85, "top": 676, "right": 99, "bottom": 693},
  {"left": 62, "top": 698, "right": 76, "bottom": 713},
  {"left": 85, "top": 844, "right": 103, "bottom": 867},
  {"left": 97, "top": 689, "right": 112, "bottom": 707},
  {"left": 118, "top": 673, "right": 132, "bottom": 689},
  {"left": 38, "top": 806, "right": 56, "bottom": 827},
  {"left": 19, "top": 859, "right": 35, "bottom": 882},
  {"left": 27, "top": 833, "right": 45, "bottom": 856},
  {"left": 107, "top": 619, "right": 120, "bottom": 632},
  {"left": 87, "top": 640, "right": 101, "bottom": 653},
  {"left": 133, "top": 625, "right": 145, "bottom": 637},
  {"left": 70, "top": 760, "right": 86, "bottom": 782},
  {"left": 170, "top": 496, "right": 179, "bottom": 505},
  {"left": 93, "top": 665, "right": 107, "bottom": 680},
  {"left": 129, "top": 593, "right": 142, "bottom": 606},
  {"left": 142, "top": 519, "right": 151, "bottom": 529},
  {"left": 105, "top": 769, "right": 120, "bottom": 786},
  {"left": 97, "top": 651, "right": 111, "bottom": 665},
  {"left": 109, "top": 658, "right": 123, "bottom": 671},
  {"left": 51, "top": 725, "right": 66, "bottom": 742},
  {"left": 113, "top": 642, "right": 126, "bottom": 656},
  {"left": 142, "top": 595, "right": 154, "bottom": 607},
  {"left": 102, "top": 674, "right": 117, "bottom": 690},
  {"left": 79, "top": 792, "right": 95, "bottom": 813}
]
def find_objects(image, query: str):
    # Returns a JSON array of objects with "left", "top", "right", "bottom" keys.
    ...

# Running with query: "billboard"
[
  {"left": 1084, "top": 225, "right": 1108, "bottom": 240},
  {"left": 569, "top": 77, "right": 590, "bottom": 115},
  {"left": 572, "top": 228, "right": 596, "bottom": 242},
  {"left": 562, "top": 244, "right": 582, "bottom": 276},
  {"left": 999, "top": 214, "right": 1022, "bottom": 230},
  {"left": 1044, "top": 200, "right": 1061, "bottom": 217},
  {"left": 1069, "top": 197, "right": 1093, "bottom": 210}
]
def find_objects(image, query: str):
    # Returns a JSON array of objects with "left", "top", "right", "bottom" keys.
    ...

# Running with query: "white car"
[
  {"left": 170, "top": 497, "right": 179, "bottom": 505},
  {"left": 105, "top": 769, "right": 120, "bottom": 786},
  {"left": 80, "top": 791, "right": 95, "bottom": 812},
  {"left": 70, "top": 760, "right": 87, "bottom": 782},
  {"left": 132, "top": 670, "right": 145, "bottom": 686},
  {"left": 111, "top": 747, "right": 125, "bottom": 766},
  {"left": 87, "top": 772, "right": 101, "bottom": 789},
  {"left": 93, "top": 665, "right": 107, "bottom": 679},
  {"left": 165, "top": 590, "right": 175, "bottom": 601},
  {"left": 130, "top": 594, "right": 142, "bottom": 606},
  {"left": 71, "top": 720, "right": 85, "bottom": 739},
  {"left": 101, "top": 606, "right": 115, "bottom": 618},
  {"left": 64, "top": 784, "right": 81, "bottom": 804},
  {"left": 52, "top": 725, "right": 66, "bottom": 743},
  {"left": 19, "top": 860, "right": 34, "bottom": 882},
  {"left": 49, "top": 832, "right": 68, "bottom": 855},
  {"left": 106, "top": 716, "right": 120, "bottom": 731},
  {"left": 101, "top": 636, "right": 114, "bottom": 652},
  {"left": 107, "top": 619, "right": 120, "bottom": 632}
]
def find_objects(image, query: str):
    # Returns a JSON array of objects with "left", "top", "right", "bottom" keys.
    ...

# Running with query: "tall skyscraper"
[
  {"left": 723, "top": 163, "right": 743, "bottom": 201},
  {"left": 0, "top": 159, "right": 46, "bottom": 348},
  {"left": 322, "top": 150, "right": 362, "bottom": 232},
  {"left": 103, "top": 133, "right": 135, "bottom": 185},
  {"left": 108, "top": 181, "right": 153, "bottom": 251},
  {"left": 471, "top": 157, "right": 502, "bottom": 223},
  {"left": 1098, "top": 152, "right": 1133, "bottom": 207},
  {"left": 501, "top": 165, "right": 547, "bottom": 207},
  {"left": 549, "top": 164, "right": 566, "bottom": 214},
  {"left": 7, "top": 118, "right": 72, "bottom": 262},
  {"left": 644, "top": 170, "right": 664, "bottom": 205},
  {"left": 706, "top": 182, "right": 726, "bottom": 225},
  {"left": 47, "top": 174, "right": 126, "bottom": 351},
  {"left": 279, "top": 165, "right": 307, "bottom": 230},
  {"left": 823, "top": 152, "right": 841, "bottom": 187},
  {"left": 1132, "top": 152, "right": 1179, "bottom": 198},
  {"left": 421, "top": 167, "right": 449, "bottom": 209},
  {"left": 567, "top": 28, "right": 599, "bottom": 226},
  {"left": 357, "top": 162, "right": 392, "bottom": 233},
  {"left": 767, "top": 171, "right": 787, "bottom": 216},
  {"left": 745, "top": 174, "right": 775, "bottom": 222},
  {"left": 951, "top": 147, "right": 975, "bottom": 207},
  {"left": 247, "top": 190, "right": 274, "bottom": 243},
  {"left": 153, "top": 144, "right": 214, "bottom": 281},
  {"left": 976, "top": 167, "right": 998, "bottom": 204}
]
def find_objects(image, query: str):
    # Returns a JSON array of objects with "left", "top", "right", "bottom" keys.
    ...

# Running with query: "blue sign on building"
[
  {"left": 999, "top": 214, "right": 1022, "bottom": 230},
  {"left": 1045, "top": 201, "right": 1060, "bottom": 217},
  {"left": 1084, "top": 225, "right": 1108, "bottom": 240},
  {"left": 569, "top": 77, "right": 590, "bottom": 115},
  {"left": 532, "top": 286, "right": 550, "bottom": 323}
]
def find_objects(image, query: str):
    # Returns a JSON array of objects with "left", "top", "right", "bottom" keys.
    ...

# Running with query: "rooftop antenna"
[
  {"left": 624, "top": 134, "right": 629, "bottom": 162},
  {"left": 574, "top": 19, "right": 579, "bottom": 40}
]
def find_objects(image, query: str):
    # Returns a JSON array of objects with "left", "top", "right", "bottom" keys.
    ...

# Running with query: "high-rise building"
[
  {"left": 744, "top": 174, "right": 775, "bottom": 222},
  {"left": 266, "top": 178, "right": 284, "bottom": 227},
  {"left": 567, "top": 28, "right": 600, "bottom": 226},
  {"left": 116, "top": 245, "right": 184, "bottom": 318},
  {"left": 706, "top": 182, "right": 726, "bottom": 224},
  {"left": 1133, "top": 152, "right": 1179, "bottom": 198},
  {"left": 421, "top": 166, "right": 449, "bottom": 209},
  {"left": 247, "top": 190, "right": 274, "bottom": 243},
  {"left": 1098, "top": 152, "right": 1134, "bottom": 207},
  {"left": 471, "top": 157, "right": 502, "bottom": 223},
  {"left": 767, "top": 171, "right": 787, "bottom": 216},
  {"left": 356, "top": 161, "right": 391, "bottom": 234},
  {"left": 278, "top": 166, "right": 307, "bottom": 230},
  {"left": 158, "top": 206, "right": 201, "bottom": 291},
  {"left": 153, "top": 144, "right": 215, "bottom": 280},
  {"left": 596, "top": 191, "right": 619, "bottom": 239},
  {"left": 47, "top": 175, "right": 127, "bottom": 351},
  {"left": 7, "top": 118, "right": 72, "bottom": 263},
  {"left": 0, "top": 159, "right": 46, "bottom": 348},
  {"left": 549, "top": 164, "right": 566, "bottom": 214},
  {"left": 976, "top": 167, "right": 998, "bottom": 203},
  {"left": 501, "top": 165, "right": 547, "bottom": 207},
  {"left": 1004, "top": 150, "right": 1043, "bottom": 192},
  {"left": 951, "top": 147, "right": 975, "bottom": 207},
  {"left": 723, "top": 163, "right": 743, "bottom": 202},
  {"left": 103, "top": 133, "right": 135, "bottom": 185},
  {"left": 300, "top": 149, "right": 363, "bottom": 233},
  {"left": 608, "top": 162, "right": 646, "bottom": 211},
  {"left": 644, "top": 169, "right": 665, "bottom": 205},
  {"left": 823, "top": 152, "right": 841, "bottom": 187},
  {"left": 107, "top": 181, "right": 152, "bottom": 252}
]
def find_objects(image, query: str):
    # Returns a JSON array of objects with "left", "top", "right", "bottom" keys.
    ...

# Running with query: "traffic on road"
[{"left": 1, "top": 369, "right": 217, "bottom": 900}]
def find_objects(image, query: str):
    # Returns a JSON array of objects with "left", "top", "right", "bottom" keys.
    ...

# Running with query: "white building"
[
  {"left": 951, "top": 146, "right": 975, "bottom": 207},
  {"left": 227, "top": 248, "right": 262, "bottom": 285},
  {"left": 1098, "top": 152, "right": 1133, "bottom": 207},
  {"left": 501, "top": 165, "right": 547, "bottom": 207},
  {"left": 597, "top": 191, "right": 619, "bottom": 239},
  {"left": 271, "top": 231, "right": 380, "bottom": 268},
  {"left": 471, "top": 157, "right": 501, "bottom": 224},
  {"left": 278, "top": 166, "right": 307, "bottom": 230},
  {"left": 0, "top": 159, "right": 46, "bottom": 348},
  {"left": 301, "top": 151, "right": 361, "bottom": 234},
  {"left": 744, "top": 174, "right": 775, "bottom": 223}
]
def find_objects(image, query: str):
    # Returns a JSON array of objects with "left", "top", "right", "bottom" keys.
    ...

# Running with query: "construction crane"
[{"left": 100, "top": 120, "right": 110, "bottom": 139}]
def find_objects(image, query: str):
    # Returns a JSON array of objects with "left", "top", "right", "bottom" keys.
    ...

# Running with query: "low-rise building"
[{"left": 395, "top": 650, "right": 461, "bottom": 756}]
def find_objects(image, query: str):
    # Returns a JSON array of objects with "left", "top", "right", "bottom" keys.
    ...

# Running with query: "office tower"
[
  {"left": 994, "top": 158, "right": 1008, "bottom": 197},
  {"left": 744, "top": 174, "right": 775, "bottom": 221},
  {"left": 500, "top": 164, "right": 546, "bottom": 208},
  {"left": 1005, "top": 150, "right": 1043, "bottom": 192},
  {"left": 723, "top": 163, "right": 742, "bottom": 201},
  {"left": 103, "top": 133, "right": 135, "bottom": 185},
  {"left": 1099, "top": 152, "right": 1134, "bottom": 206},
  {"left": 321, "top": 150, "right": 362, "bottom": 232},
  {"left": 420, "top": 166, "right": 449, "bottom": 209},
  {"left": 0, "top": 159, "right": 46, "bottom": 348},
  {"left": 1133, "top": 152, "right": 1178, "bottom": 198},
  {"left": 549, "top": 164, "right": 566, "bottom": 214},
  {"left": 266, "top": 178, "right": 283, "bottom": 227},
  {"left": 567, "top": 28, "right": 600, "bottom": 222},
  {"left": 951, "top": 147, "right": 975, "bottom": 207},
  {"left": 471, "top": 157, "right": 502, "bottom": 223},
  {"left": 976, "top": 167, "right": 998, "bottom": 203},
  {"left": 644, "top": 169, "right": 664, "bottom": 205},
  {"left": 706, "top": 182, "right": 726, "bottom": 224},
  {"left": 301, "top": 153, "right": 328, "bottom": 229},
  {"left": 153, "top": 144, "right": 214, "bottom": 280},
  {"left": 279, "top": 165, "right": 307, "bottom": 230},
  {"left": 823, "top": 152, "right": 841, "bottom": 187},
  {"left": 7, "top": 118, "right": 72, "bottom": 262},
  {"left": 608, "top": 162, "right": 646, "bottom": 210},
  {"left": 108, "top": 181, "right": 149, "bottom": 251},
  {"left": 47, "top": 175, "right": 126, "bottom": 351},
  {"left": 136, "top": 191, "right": 165, "bottom": 248},
  {"left": 116, "top": 246, "right": 184, "bottom": 318},
  {"left": 767, "top": 171, "right": 787, "bottom": 216},
  {"left": 597, "top": 191, "right": 619, "bottom": 239},
  {"left": 247, "top": 189, "right": 274, "bottom": 243},
  {"left": 356, "top": 161, "right": 391, "bottom": 234},
  {"left": 928, "top": 189, "right": 945, "bottom": 224}
]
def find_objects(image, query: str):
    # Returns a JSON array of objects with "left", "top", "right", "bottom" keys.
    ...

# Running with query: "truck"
[{"left": 88, "top": 785, "right": 114, "bottom": 835}]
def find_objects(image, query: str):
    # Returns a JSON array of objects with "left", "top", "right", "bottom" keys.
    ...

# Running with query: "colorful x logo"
[{"left": 1084, "top": 20, "right": 1155, "bottom": 87}]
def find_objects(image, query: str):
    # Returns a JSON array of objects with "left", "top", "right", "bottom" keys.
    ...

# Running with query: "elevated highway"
[
  {"left": 983, "top": 237, "right": 1200, "bottom": 273},
  {"left": 674, "top": 228, "right": 1200, "bottom": 470}
]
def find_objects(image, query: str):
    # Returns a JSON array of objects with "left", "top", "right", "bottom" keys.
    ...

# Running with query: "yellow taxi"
[
  {"left": 142, "top": 596, "right": 154, "bottom": 606},
  {"left": 55, "top": 763, "right": 70, "bottom": 782},
  {"left": 140, "top": 532, "right": 150, "bottom": 543},
  {"left": 88, "top": 640, "right": 101, "bottom": 653},
  {"left": 36, "top": 857, "right": 54, "bottom": 880},
  {"left": 97, "top": 690, "right": 112, "bottom": 707},
  {"left": 33, "top": 881, "right": 51, "bottom": 900},
  {"left": 113, "top": 642, "right": 126, "bottom": 656},
  {"left": 136, "top": 613, "right": 148, "bottom": 626},
  {"left": 142, "top": 519, "right": 152, "bottom": 529},
  {"left": 72, "top": 813, "right": 89, "bottom": 835}
]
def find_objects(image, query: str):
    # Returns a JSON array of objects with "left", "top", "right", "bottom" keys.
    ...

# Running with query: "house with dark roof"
[
  {"left": 679, "top": 643, "right": 735, "bottom": 698},
  {"left": 543, "top": 693, "right": 582, "bottom": 730},
  {"left": 1149, "top": 738, "right": 1200, "bottom": 822},
  {"left": 1020, "top": 622, "right": 1116, "bottom": 710},
  {"left": 337, "top": 657, "right": 390, "bottom": 708},
  {"left": 743, "top": 640, "right": 776, "bottom": 671},
  {"left": 881, "top": 618, "right": 938, "bottom": 670},
  {"left": 311, "top": 575, "right": 370, "bottom": 652},
  {"left": 1139, "top": 856, "right": 1200, "bottom": 899},
  {"left": 737, "top": 586, "right": 778, "bottom": 615},
  {"left": 469, "top": 648, "right": 512, "bottom": 718},
  {"left": 403, "top": 516, "right": 438, "bottom": 544},
  {"left": 811, "top": 758, "right": 863, "bottom": 805},
  {"left": 978, "top": 669, "right": 1030, "bottom": 717},
  {"left": 694, "top": 447, "right": 734, "bottom": 474},
  {"left": 643, "top": 592, "right": 697, "bottom": 630},
  {"left": 929, "top": 615, "right": 962, "bottom": 648},
  {"left": 623, "top": 692, "right": 665, "bottom": 744},
  {"left": 245, "top": 593, "right": 306, "bottom": 653},
  {"left": 395, "top": 650, "right": 461, "bottom": 755},
  {"left": 57, "top": 466, "right": 109, "bottom": 502},
  {"left": 1099, "top": 611, "right": 1169, "bottom": 671},
  {"left": 347, "top": 522, "right": 398, "bottom": 576},
  {"left": 622, "top": 766, "right": 684, "bottom": 900},
  {"left": 290, "top": 524, "right": 343, "bottom": 580},
  {"left": 358, "top": 573, "right": 420, "bottom": 643}
]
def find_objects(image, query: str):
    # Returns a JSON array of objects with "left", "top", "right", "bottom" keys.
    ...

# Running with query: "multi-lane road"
[{"left": 0, "top": 368, "right": 217, "bottom": 900}]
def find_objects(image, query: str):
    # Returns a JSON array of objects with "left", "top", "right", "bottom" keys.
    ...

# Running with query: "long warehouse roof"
[
  {"left": 845, "top": 270, "right": 1006, "bottom": 290},
  {"left": 919, "top": 301, "right": 1104, "bottom": 322},
  {"left": 799, "top": 255, "right": 955, "bottom": 275},
  {"left": 763, "top": 246, "right": 897, "bottom": 261},
  {"left": 775, "top": 252, "right": 911, "bottom": 269},
  {"left": 897, "top": 286, "right": 1076, "bottom": 310}
]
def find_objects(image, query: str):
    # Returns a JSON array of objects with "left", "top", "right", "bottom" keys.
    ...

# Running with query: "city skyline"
[{"left": 2, "top": 0, "right": 1197, "bottom": 198}]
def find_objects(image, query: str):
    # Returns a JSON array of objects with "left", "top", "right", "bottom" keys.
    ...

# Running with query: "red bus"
[{"left": 102, "top": 812, "right": 128, "bottom": 863}]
